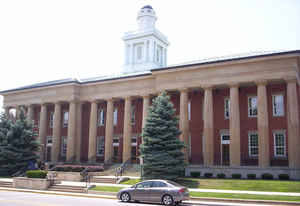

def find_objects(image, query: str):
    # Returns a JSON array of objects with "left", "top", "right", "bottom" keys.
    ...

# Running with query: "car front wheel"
[
  {"left": 162, "top": 194, "right": 174, "bottom": 206},
  {"left": 120, "top": 192, "right": 131, "bottom": 202}
]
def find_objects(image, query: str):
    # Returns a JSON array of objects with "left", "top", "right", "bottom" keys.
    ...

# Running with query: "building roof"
[{"left": 0, "top": 50, "right": 299, "bottom": 94}]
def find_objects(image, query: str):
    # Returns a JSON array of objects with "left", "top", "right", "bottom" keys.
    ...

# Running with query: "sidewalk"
[{"left": 2, "top": 177, "right": 300, "bottom": 197}]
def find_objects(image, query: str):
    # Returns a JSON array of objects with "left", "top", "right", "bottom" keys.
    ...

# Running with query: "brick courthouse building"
[{"left": 1, "top": 6, "right": 300, "bottom": 178}]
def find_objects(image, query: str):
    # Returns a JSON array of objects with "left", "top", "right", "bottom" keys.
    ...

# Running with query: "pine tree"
[
  {"left": 140, "top": 92, "right": 185, "bottom": 180},
  {"left": 0, "top": 109, "right": 39, "bottom": 176}
]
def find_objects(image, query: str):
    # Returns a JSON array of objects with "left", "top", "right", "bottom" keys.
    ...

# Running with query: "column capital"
[
  {"left": 124, "top": 96, "right": 132, "bottom": 101},
  {"left": 69, "top": 99, "right": 79, "bottom": 104},
  {"left": 179, "top": 87, "right": 189, "bottom": 93},
  {"left": 141, "top": 94, "right": 151, "bottom": 99},
  {"left": 90, "top": 99, "right": 99, "bottom": 104},
  {"left": 201, "top": 84, "right": 214, "bottom": 90},
  {"left": 255, "top": 79, "right": 268, "bottom": 86},
  {"left": 105, "top": 98, "right": 114, "bottom": 102},
  {"left": 228, "top": 82, "right": 240, "bottom": 88},
  {"left": 284, "top": 76, "right": 297, "bottom": 83}
]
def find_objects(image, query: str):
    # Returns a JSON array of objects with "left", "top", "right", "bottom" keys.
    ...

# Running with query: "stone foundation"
[
  {"left": 48, "top": 171, "right": 83, "bottom": 182},
  {"left": 13, "top": 177, "right": 52, "bottom": 190},
  {"left": 185, "top": 165, "right": 300, "bottom": 180}
]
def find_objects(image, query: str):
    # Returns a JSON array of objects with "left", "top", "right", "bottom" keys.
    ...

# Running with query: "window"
[
  {"left": 152, "top": 181, "right": 167, "bottom": 188},
  {"left": 63, "top": 111, "right": 69, "bottom": 128},
  {"left": 273, "top": 131, "right": 286, "bottom": 157},
  {"left": 136, "top": 181, "right": 152, "bottom": 188},
  {"left": 113, "top": 108, "right": 118, "bottom": 126},
  {"left": 272, "top": 94, "right": 284, "bottom": 117},
  {"left": 98, "top": 109, "right": 105, "bottom": 126},
  {"left": 188, "top": 101, "right": 191, "bottom": 121},
  {"left": 248, "top": 96, "right": 257, "bottom": 117},
  {"left": 248, "top": 132, "right": 258, "bottom": 157},
  {"left": 113, "top": 137, "right": 119, "bottom": 146},
  {"left": 132, "top": 136, "right": 137, "bottom": 146},
  {"left": 224, "top": 98, "right": 230, "bottom": 119},
  {"left": 61, "top": 136, "right": 67, "bottom": 157},
  {"left": 96, "top": 136, "right": 105, "bottom": 156},
  {"left": 131, "top": 106, "right": 136, "bottom": 124},
  {"left": 46, "top": 136, "right": 52, "bottom": 146},
  {"left": 49, "top": 112, "right": 54, "bottom": 128}
]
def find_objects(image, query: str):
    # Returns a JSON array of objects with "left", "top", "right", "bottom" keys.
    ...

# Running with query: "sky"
[{"left": 0, "top": 0, "right": 299, "bottom": 111}]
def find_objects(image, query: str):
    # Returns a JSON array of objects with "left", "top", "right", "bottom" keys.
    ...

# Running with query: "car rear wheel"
[
  {"left": 162, "top": 194, "right": 174, "bottom": 206},
  {"left": 120, "top": 192, "right": 131, "bottom": 202}
]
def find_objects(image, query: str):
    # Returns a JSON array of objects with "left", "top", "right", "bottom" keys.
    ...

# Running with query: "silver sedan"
[{"left": 117, "top": 179, "right": 189, "bottom": 205}]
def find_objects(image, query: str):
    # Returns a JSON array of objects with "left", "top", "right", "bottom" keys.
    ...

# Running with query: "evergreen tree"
[
  {"left": 0, "top": 109, "right": 39, "bottom": 176},
  {"left": 140, "top": 92, "right": 185, "bottom": 180}
]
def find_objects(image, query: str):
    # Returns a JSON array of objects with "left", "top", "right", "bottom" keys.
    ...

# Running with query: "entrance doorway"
[{"left": 220, "top": 134, "right": 230, "bottom": 166}]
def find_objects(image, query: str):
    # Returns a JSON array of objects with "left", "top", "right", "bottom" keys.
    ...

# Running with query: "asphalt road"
[{"left": 0, "top": 191, "right": 273, "bottom": 206}]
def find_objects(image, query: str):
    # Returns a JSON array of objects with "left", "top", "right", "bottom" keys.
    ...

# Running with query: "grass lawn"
[
  {"left": 91, "top": 186, "right": 124, "bottom": 193},
  {"left": 190, "top": 192, "right": 300, "bottom": 202},
  {"left": 121, "top": 177, "right": 300, "bottom": 193},
  {"left": 90, "top": 186, "right": 300, "bottom": 202},
  {"left": 176, "top": 178, "right": 300, "bottom": 193}
]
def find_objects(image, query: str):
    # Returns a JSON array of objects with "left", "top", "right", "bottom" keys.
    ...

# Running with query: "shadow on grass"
[{"left": 176, "top": 178, "right": 199, "bottom": 188}]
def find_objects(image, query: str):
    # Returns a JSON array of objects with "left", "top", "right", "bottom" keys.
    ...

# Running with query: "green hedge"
[
  {"left": 262, "top": 173, "right": 273, "bottom": 180},
  {"left": 204, "top": 173, "right": 213, "bottom": 178},
  {"left": 217, "top": 173, "right": 226, "bottom": 179},
  {"left": 190, "top": 172, "right": 201, "bottom": 178},
  {"left": 232, "top": 173, "right": 242, "bottom": 179},
  {"left": 26, "top": 170, "right": 47, "bottom": 179},
  {"left": 247, "top": 174, "right": 256, "bottom": 179},
  {"left": 278, "top": 174, "right": 289, "bottom": 180}
]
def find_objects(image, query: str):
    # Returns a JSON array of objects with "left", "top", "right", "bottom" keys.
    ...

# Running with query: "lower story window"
[
  {"left": 96, "top": 136, "right": 105, "bottom": 156},
  {"left": 248, "top": 131, "right": 258, "bottom": 157},
  {"left": 273, "top": 131, "right": 286, "bottom": 157},
  {"left": 61, "top": 136, "right": 67, "bottom": 157}
]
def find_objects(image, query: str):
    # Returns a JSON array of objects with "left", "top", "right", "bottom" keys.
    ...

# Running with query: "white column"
[
  {"left": 66, "top": 101, "right": 77, "bottom": 162},
  {"left": 52, "top": 102, "right": 61, "bottom": 162},
  {"left": 105, "top": 98, "right": 114, "bottom": 163},
  {"left": 76, "top": 102, "right": 83, "bottom": 162},
  {"left": 123, "top": 97, "right": 132, "bottom": 163},
  {"left": 39, "top": 104, "right": 48, "bottom": 161},
  {"left": 88, "top": 101, "right": 98, "bottom": 162}
]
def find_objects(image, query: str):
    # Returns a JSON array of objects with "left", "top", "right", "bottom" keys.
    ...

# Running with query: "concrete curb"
[{"left": 1, "top": 187, "right": 300, "bottom": 205}]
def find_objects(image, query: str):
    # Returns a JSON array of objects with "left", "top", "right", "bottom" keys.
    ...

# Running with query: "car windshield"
[{"left": 166, "top": 180, "right": 184, "bottom": 187}]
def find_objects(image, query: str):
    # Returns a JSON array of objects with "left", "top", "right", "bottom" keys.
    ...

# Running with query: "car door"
[
  {"left": 150, "top": 181, "right": 168, "bottom": 202},
  {"left": 131, "top": 181, "right": 152, "bottom": 201}
]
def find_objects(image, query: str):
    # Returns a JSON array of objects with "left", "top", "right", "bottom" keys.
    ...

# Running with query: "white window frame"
[
  {"left": 188, "top": 100, "right": 191, "bottom": 121},
  {"left": 63, "top": 111, "right": 69, "bottom": 128},
  {"left": 137, "top": 45, "right": 143, "bottom": 61},
  {"left": 46, "top": 136, "right": 53, "bottom": 146},
  {"left": 273, "top": 130, "right": 286, "bottom": 157},
  {"left": 113, "top": 108, "right": 118, "bottom": 126},
  {"left": 131, "top": 136, "right": 137, "bottom": 146},
  {"left": 61, "top": 136, "right": 67, "bottom": 157},
  {"left": 49, "top": 112, "right": 54, "bottom": 128},
  {"left": 248, "top": 131, "right": 258, "bottom": 157},
  {"left": 96, "top": 136, "right": 105, "bottom": 156},
  {"left": 248, "top": 96, "right": 258, "bottom": 118},
  {"left": 272, "top": 94, "right": 284, "bottom": 117},
  {"left": 224, "top": 97, "right": 230, "bottom": 119},
  {"left": 113, "top": 136, "right": 119, "bottom": 147},
  {"left": 98, "top": 109, "right": 105, "bottom": 126}
]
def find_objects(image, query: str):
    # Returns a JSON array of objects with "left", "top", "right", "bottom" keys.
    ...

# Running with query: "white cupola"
[{"left": 122, "top": 5, "right": 169, "bottom": 74}]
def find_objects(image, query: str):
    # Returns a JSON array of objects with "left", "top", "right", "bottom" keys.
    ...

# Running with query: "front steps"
[
  {"left": 0, "top": 181, "right": 13, "bottom": 188},
  {"left": 48, "top": 184, "right": 86, "bottom": 193}
]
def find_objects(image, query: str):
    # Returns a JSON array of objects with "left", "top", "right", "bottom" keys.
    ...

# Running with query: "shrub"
[
  {"left": 190, "top": 172, "right": 201, "bottom": 178},
  {"left": 26, "top": 170, "right": 47, "bottom": 179},
  {"left": 232, "top": 173, "right": 242, "bottom": 179},
  {"left": 247, "top": 174, "right": 256, "bottom": 179},
  {"left": 217, "top": 173, "right": 226, "bottom": 179},
  {"left": 262, "top": 173, "right": 273, "bottom": 180},
  {"left": 72, "top": 167, "right": 85, "bottom": 172},
  {"left": 204, "top": 173, "right": 213, "bottom": 178},
  {"left": 278, "top": 174, "right": 289, "bottom": 180}
]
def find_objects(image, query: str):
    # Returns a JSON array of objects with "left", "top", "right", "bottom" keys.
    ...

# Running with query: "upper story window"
[
  {"left": 273, "top": 131, "right": 286, "bottom": 157},
  {"left": 131, "top": 106, "right": 136, "bottom": 125},
  {"left": 113, "top": 108, "right": 118, "bottom": 126},
  {"left": 98, "top": 109, "right": 105, "bottom": 126},
  {"left": 46, "top": 136, "right": 52, "bottom": 146},
  {"left": 188, "top": 101, "right": 191, "bottom": 121},
  {"left": 63, "top": 111, "right": 69, "bottom": 128},
  {"left": 272, "top": 94, "right": 284, "bottom": 117},
  {"left": 248, "top": 131, "right": 258, "bottom": 157},
  {"left": 224, "top": 98, "right": 230, "bottom": 119},
  {"left": 49, "top": 112, "right": 54, "bottom": 128},
  {"left": 248, "top": 96, "right": 257, "bottom": 117}
]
